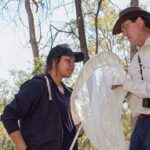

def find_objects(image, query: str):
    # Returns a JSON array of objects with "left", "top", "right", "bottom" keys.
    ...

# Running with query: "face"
[
  {"left": 56, "top": 55, "right": 75, "bottom": 78},
  {"left": 121, "top": 17, "right": 143, "bottom": 46}
]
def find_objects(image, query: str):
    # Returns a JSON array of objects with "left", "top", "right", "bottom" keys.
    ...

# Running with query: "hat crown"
[
  {"left": 46, "top": 43, "right": 84, "bottom": 65},
  {"left": 119, "top": 6, "right": 143, "bottom": 18},
  {"left": 57, "top": 43, "right": 71, "bottom": 50}
]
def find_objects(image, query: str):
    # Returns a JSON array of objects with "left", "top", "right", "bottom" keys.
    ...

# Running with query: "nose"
[
  {"left": 70, "top": 61, "right": 75, "bottom": 68},
  {"left": 122, "top": 30, "right": 128, "bottom": 37},
  {"left": 69, "top": 57, "right": 75, "bottom": 67}
]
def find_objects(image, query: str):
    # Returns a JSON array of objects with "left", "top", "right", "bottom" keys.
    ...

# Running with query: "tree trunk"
[
  {"left": 130, "top": 0, "right": 139, "bottom": 60},
  {"left": 25, "top": 0, "right": 39, "bottom": 59},
  {"left": 130, "top": 0, "right": 139, "bottom": 6},
  {"left": 74, "top": 0, "right": 89, "bottom": 63},
  {"left": 95, "top": 0, "right": 103, "bottom": 54}
]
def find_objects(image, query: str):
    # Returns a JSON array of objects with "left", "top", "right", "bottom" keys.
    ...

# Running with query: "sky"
[
  {"left": 0, "top": 22, "right": 33, "bottom": 79},
  {"left": 0, "top": 0, "right": 130, "bottom": 80}
]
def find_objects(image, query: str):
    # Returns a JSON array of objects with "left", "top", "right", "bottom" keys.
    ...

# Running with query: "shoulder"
[
  {"left": 20, "top": 74, "right": 47, "bottom": 92},
  {"left": 131, "top": 52, "right": 138, "bottom": 62},
  {"left": 130, "top": 52, "right": 139, "bottom": 68}
]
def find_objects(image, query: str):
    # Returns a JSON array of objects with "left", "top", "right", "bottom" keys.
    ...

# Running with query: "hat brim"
[
  {"left": 67, "top": 52, "right": 84, "bottom": 62},
  {"left": 113, "top": 10, "right": 150, "bottom": 35}
]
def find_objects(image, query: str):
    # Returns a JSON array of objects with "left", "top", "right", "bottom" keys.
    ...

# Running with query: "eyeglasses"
[{"left": 121, "top": 22, "right": 133, "bottom": 32}]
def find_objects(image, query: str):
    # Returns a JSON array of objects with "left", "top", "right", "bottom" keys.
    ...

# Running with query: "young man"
[
  {"left": 112, "top": 7, "right": 150, "bottom": 150},
  {"left": 1, "top": 44, "right": 84, "bottom": 150}
]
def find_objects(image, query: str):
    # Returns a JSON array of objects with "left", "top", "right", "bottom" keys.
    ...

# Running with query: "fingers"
[{"left": 111, "top": 84, "right": 122, "bottom": 90}]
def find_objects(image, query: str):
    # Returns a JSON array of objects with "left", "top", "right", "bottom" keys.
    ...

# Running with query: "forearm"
[
  {"left": 123, "top": 80, "right": 150, "bottom": 98},
  {"left": 10, "top": 130, "right": 27, "bottom": 150}
]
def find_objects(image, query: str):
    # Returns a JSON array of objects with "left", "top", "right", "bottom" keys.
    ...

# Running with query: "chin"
[{"left": 64, "top": 74, "right": 72, "bottom": 78}]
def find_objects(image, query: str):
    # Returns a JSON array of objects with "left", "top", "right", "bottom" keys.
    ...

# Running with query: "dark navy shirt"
[{"left": 1, "top": 74, "right": 77, "bottom": 150}]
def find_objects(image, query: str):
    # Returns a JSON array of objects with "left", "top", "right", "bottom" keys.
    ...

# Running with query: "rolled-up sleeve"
[
  {"left": 1, "top": 79, "right": 42, "bottom": 134},
  {"left": 123, "top": 79, "right": 150, "bottom": 98}
]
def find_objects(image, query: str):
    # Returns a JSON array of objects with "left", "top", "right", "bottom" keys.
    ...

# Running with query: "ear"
[
  {"left": 51, "top": 58, "right": 57, "bottom": 67},
  {"left": 136, "top": 17, "right": 144, "bottom": 27}
]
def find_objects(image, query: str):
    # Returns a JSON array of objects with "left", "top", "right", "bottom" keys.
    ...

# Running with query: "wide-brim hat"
[
  {"left": 46, "top": 44, "right": 84, "bottom": 65},
  {"left": 113, "top": 6, "right": 150, "bottom": 35}
]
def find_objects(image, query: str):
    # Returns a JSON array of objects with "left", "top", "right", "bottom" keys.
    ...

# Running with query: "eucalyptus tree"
[
  {"left": 0, "top": 0, "right": 148, "bottom": 67},
  {"left": 0, "top": 0, "right": 79, "bottom": 71},
  {"left": 0, "top": 0, "right": 130, "bottom": 66}
]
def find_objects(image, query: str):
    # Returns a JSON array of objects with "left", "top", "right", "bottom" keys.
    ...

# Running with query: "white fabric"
[
  {"left": 71, "top": 51, "right": 128, "bottom": 150},
  {"left": 123, "top": 36, "right": 150, "bottom": 117}
]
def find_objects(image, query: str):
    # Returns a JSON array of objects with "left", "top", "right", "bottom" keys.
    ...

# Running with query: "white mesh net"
[{"left": 71, "top": 51, "right": 128, "bottom": 150}]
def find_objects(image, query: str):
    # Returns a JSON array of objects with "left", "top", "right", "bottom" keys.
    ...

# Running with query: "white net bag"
[{"left": 71, "top": 51, "right": 128, "bottom": 150}]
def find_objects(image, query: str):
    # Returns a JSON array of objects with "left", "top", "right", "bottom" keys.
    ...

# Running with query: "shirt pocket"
[
  {"left": 142, "top": 63, "right": 150, "bottom": 80},
  {"left": 128, "top": 65, "right": 141, "bottom": 80}
]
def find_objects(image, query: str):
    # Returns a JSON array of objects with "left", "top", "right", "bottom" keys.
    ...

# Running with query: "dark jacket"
[{"left": 1, "top": 74, "right": 77, "bottom": 150}]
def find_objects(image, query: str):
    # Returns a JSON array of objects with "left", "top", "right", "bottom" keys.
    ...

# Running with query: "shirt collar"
[
  {"left": 143, "top": 36, "right": 150, "bottom": 46},
  {"left": 137, "top": 36, "right": 150, "bottom": 51}
]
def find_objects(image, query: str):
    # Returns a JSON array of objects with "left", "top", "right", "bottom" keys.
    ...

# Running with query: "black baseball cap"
[{"left": 46, "top": 44, "right": 84, "bottom": 65}]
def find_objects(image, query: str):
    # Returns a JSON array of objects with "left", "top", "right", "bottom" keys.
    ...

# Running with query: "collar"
[
  {"left": 137, "top": 36, "right": 150, "bottom": 52},
  {"left": 143, "top": 36, "right": 150, "bottom": 46}
]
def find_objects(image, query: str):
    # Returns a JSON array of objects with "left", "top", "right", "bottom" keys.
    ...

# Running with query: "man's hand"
[
  {"left": 75, "top": 123, "right": 84, "bottom": 137},
  {"left": 111, "top": 84, "right": 123, "bottom": 90}
]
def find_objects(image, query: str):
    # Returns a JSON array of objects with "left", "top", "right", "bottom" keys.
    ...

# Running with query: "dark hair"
[
  {"left": 142, "top": 17, "right": 150, "bottom": 29},
  {"left": 130, "top": 17, "right": 137, "bottom": 22},
  {"left": 45, "top": 56, "right": 61, "bottom": 73},
  {"left": 130, "top": 16, "right": 150, "bottom": 29}
]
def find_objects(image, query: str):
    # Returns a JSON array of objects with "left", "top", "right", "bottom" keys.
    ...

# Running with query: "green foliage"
[
  {"left": 0, "top": 70, "right": 31, "bottom": 149},
  {"left": 121, "top": 102, "right": 132, "bottom": 142},
  {"left": 0, "top": 80, "right": 12, "bottom": 105},
  {"left": 78, "top": 133, "right": 94, "bottom": 150},
  {"left": 32, "top": 54, "right": 46, "bottom": 75},
  {"left": 9, "top": 70, "right": 31, "bottom": 88},
  {"left": 0, "top": 102, "right": 16, "bottom": 149}
]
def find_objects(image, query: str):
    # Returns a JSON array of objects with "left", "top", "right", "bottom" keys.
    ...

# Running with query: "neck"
[
  {"left": 48, "top": 70, "right": 62, "bottom": 86},
  {"left": 139, "top": 28, "right": 150, "bottom": 47}
]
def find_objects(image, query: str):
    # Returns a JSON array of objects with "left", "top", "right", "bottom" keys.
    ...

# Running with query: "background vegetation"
[{"left": 0, "top": 0, "right": 149, "bottom": 149}]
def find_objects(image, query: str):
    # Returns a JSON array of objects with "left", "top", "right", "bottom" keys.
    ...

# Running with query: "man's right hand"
[{"left": 111, "top": 84, "right": 123, "bottom": 90}]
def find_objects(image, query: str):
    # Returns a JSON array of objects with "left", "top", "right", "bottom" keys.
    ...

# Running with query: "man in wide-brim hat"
[
  {"left": 112, "top": 6, "right": 150, "bottom": 150},
  {"left": 113, "top": 6, "right": 150, "bottom": 35}
]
